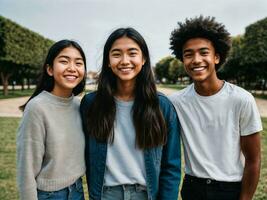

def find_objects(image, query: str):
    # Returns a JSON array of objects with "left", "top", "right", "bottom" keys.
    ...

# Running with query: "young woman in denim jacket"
[{"left": 80, "top": 27, "right": 181, "bottom": 200}]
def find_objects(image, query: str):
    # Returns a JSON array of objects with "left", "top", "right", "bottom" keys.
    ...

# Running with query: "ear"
[
  {"left": 142, "top": 58, "right": 146, "bottom": 66},
  {"left": 46, "top": 64, "right": 53, "bottom": 76},
  {"left": 215, "top": 54, "right": 220, "bottom": 65}
]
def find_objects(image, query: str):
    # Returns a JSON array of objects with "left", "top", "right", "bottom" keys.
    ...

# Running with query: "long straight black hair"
[
  {"left": 86, "top": 27, "right": 167, "bottom": 149},
  {"left": 20, "top": 39, "right": 87, "bottom": 111}
]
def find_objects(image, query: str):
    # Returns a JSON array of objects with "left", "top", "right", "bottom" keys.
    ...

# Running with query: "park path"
[{"left": 0, "top": 86, "right": 267, "bottom": 117}]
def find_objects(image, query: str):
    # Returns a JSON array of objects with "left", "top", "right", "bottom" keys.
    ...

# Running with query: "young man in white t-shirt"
[{"left": 169, "top": 16, "right": 262, "bottom": 200}]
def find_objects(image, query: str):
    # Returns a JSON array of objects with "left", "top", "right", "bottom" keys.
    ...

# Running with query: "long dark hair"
[
  {"left": 20, "top": 39, "right": 87, "bottom": 111},
  {"left": 86, "top": 27, "right": 167, "bottom": 149}
]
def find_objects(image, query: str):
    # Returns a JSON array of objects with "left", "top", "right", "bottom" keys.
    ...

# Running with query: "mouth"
[
  {"left": 191, "top": 66, "right": 206, "bottom": 72},
  {"left": 118, "top": 67, "right": 134, "bottom": 72},
  {"left": 64, "top": 75, "right": 78, "bottom": 81}
]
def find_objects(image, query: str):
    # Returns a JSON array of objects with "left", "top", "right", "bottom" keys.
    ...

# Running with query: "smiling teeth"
[
  {"left": 120, "top": 68, "right": 132, "bottom": 72},
  {"left": 65, "top": 75, "right": 77, "bottom": 80},
  {"left": 192, "top": 67, "right": 205, "bottom": 71}
]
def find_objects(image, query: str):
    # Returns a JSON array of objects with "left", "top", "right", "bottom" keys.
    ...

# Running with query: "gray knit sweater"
[{"left": 16, "top": 91, "right": 85, "bottom": 200}]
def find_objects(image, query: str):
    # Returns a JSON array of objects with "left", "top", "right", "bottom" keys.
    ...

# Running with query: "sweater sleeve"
[{"left": 16, "top": 107, "right": 45, "bottom": 200}]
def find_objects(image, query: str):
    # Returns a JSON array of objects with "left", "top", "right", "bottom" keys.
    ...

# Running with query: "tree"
[
  {"left": 0, "top": 15, "right": 53, "bottom": 95},
  {"left": 168, "top": 59, "right": 186, "bottom": 84},
  {"left": 154, "top": 56, "right": 173, "bottom": 83},
  {"left": 242, "top": 17, "right": 267, "bottom": 92},
  {"left": 219, "top": 35, "right": 245, "bottom": 84}
]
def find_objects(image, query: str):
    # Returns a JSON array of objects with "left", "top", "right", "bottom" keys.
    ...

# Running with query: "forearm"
[{"left": 239, "top": 160, "right": 261, "bottom": 200}]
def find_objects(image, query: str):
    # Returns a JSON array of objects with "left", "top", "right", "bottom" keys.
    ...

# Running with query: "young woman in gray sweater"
[{"left": 17, "top": 40, "right": 87, "bottom": 200}]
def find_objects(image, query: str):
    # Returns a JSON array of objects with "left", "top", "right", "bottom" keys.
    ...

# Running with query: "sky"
[{"left": 0, "top": 0, "right": 267, "bottom": 72}]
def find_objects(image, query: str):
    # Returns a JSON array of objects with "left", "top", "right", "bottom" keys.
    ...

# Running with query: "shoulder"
[
  {"left": 168, "top": 84, "right": 194, "bottom": 104},
  {"left": 24, "top": 92, "right": 47, "bottom": 114},
  {"left": 157, "top": 92, "right": 177, "bottom": 120},
  {"left": 157, "top": 92, "right": 173, "bottom": 108},
  {"left": 224, "top": 82, "right": 255, "bottom": 102},
  {"left": 80, "top": 91, "right": 97, "bottom": 111},
  {"left": 22, "top": 92, "right": 49, "bottom": 121},
  {"left": 81, "top": 91, "right": 97, "bottom": 104}
]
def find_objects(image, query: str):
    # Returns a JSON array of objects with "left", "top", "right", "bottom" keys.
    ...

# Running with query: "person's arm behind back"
[{"left": 158, "top": 95, "right": 181, "bottom": 199}]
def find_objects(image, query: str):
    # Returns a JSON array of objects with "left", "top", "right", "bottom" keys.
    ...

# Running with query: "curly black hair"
[{"left": 170, "top": 16, "right": 231, "bottom": 70}]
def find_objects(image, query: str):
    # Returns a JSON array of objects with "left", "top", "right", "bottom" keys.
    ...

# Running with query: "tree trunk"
[
  {"left": 21, "top": 79, "right": 25, "bottom": 91},
  {"left": 262, "top": 79, "right": 266, "bottom": 95},
  {"left": 27, "top": 77, "right": 30, "bottom": 89},
  {"left": 0, "top": 72, "right": 11, "bottom": 96}
]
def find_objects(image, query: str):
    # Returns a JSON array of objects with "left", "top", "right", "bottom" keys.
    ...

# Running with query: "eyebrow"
[
  {"left": 57, "top": 55, "right": 83, "bottom": 60},
  {"left": 183, "top": 47, "right": 210, "bottom": 54},
  {"left": 110, "top": 47, "right": 140, "bottom": 53}
]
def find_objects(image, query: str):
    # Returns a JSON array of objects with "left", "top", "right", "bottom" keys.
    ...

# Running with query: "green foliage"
[
  {"left": 219, "top": 17, "right": 267, "bottom": 91},
  {"left": 220, "top": 36, "right": 243, "bottom": 78},
  {"left": 0, "top": 15, "right": 53, "bottom": 67},
  {"left": 154, "top": 56, "right": 187, "bottom": 83},
  {"left": 0, "top": 15, "right": 54, "bottom": 95},
  {"left": 242, "top": 17, "right": 267, "bottom": 66},
  {"left": 168, "top": 59, "right": 185, "bottom": 83},
  {"left": 154, "top": 56, "right": 173, "bottom": 82}
]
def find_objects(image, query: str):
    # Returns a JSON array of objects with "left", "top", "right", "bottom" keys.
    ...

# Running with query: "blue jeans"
[
  {"left": 37, "top": 178, "right": 85, "bottom": 200},
  {"left": 101, "top": 184, "right": 148, "bottom": 200}
]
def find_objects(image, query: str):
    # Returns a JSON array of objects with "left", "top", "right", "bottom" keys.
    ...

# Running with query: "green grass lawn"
[
  {"left": 0, "top": 89, "right": 93, "bottom": 100},
  {"left": 0, "top": 89, "right": 35, "bottom": 100},
  {"left": 0, "top": 117, "right": 266, "bottom": 199},
  {"left": 157, "top": 84, "right": 187, "bottom": 90}
]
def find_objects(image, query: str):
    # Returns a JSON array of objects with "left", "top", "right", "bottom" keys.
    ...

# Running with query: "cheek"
[
  {"left": 108, "top": 58, "right": 119, "bottom": 68},
  {"left": 133, "top": 57, "right": 144, "bottom": 67},
  {"left": 183, "top": 60, "right": 191, "bottom": 69},
  {"left": 78, "top": 67, "right": 86, "bottom": 77}
]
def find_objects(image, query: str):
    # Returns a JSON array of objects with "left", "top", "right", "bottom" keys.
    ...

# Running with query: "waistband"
[
  {"left": 184, "top": 174, "right": 241, "bottom": 186},
  {"left": 103, "top": 184, "right": 147, "bottom": 191}
]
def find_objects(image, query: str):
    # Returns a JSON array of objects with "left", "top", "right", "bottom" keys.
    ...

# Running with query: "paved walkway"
[{"left": 1, "top": 87, "right": 267, "bottom": 117}]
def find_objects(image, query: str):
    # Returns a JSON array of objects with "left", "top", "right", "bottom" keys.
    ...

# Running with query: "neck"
[
  {"left": 194, "top": 78, "right": 224, "bottom": 96},
  {"left": 115, "top": 80, "right": 135, "bottom": 101},
  {"left": 51, "top": 88, "right": 73, "bottom": 98}
]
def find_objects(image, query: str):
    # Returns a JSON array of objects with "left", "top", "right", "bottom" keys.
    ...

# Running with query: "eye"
[
  {"left": 200, "top": 50, "right": 209, "bottom": 56},
  {"left": 76, "top": 62, "right": 84, "bottom": 66},
  {"left": 183, "top": 53, "right": 192, "bottom": 58},
  {"left": 111, "top": 53, "right": 121, "bottom": 57},
  {"left": 129, "top": 52, "right": 138, "bottom": 56},
  {"left": 59, "top": 60, "right": 68, "bottom": 64}
]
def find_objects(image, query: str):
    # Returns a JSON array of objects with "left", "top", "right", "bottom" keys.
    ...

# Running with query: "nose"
[
  {"left": 121, "top": 54, "right": 130, "bottom": 65},
  {"left": 67, "top": 62, "right": 76, "bottom": 71},
  {"left": 192, "top": 53, "right": 202, "bottom": 64}
]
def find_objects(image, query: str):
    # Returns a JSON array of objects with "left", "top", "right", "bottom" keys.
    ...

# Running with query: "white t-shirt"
[
  {"left": 169, "top": 82, "right": 262, "bottom": 182},
  {"left": 104, "top": 99, "right": 146, "bottom": 186}
]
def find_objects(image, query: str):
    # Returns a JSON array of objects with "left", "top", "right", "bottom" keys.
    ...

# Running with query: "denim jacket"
[{"left": 80, "top": 92, "right": 181, "bottom": 200}]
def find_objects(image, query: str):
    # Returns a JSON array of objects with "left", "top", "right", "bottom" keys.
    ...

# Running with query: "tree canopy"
[
  {"left": 154, "top": 56, "right": 187, "bottom": 83},
  {"left": 0, "top": 15, "right": 53, "bottom": 95}
]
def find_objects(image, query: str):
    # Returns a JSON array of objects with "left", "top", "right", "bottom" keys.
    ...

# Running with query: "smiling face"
[
  {"left": 182, "top": 38, "right": 220, "bottom": 84},
  {"left": 47, "top": 46, "right": 85, "bottom": 97},
  {"left": 108, "top": 36, "right": 145, "bottom": 87}
]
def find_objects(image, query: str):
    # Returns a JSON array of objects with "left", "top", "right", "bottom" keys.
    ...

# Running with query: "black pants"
[{"left": 181, "top": 174, "right": 241, "bottom": 200}]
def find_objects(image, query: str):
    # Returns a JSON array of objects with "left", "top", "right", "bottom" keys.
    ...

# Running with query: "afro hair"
[{"left": 170, "top": 16, "right": 231, "bottom": 70}]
